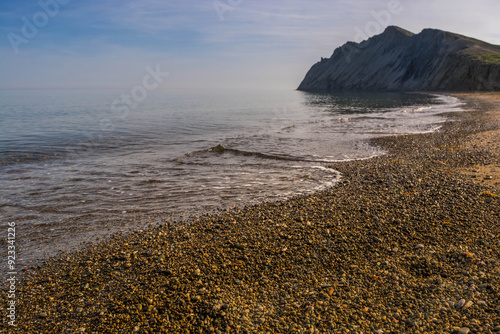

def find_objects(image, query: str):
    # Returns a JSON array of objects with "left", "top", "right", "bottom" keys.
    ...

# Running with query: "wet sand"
[{"left": 1, "top": 93, "right": 499, "bottom": 333}]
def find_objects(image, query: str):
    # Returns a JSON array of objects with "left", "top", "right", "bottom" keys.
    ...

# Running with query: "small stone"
[
  {"left": 494, "top": 326, "right": 500, "bottom": 332},
  {"left": 462, "top": 300, "right": 473, "bottom": 310},
  {"left": 194, "top": 268, "right": 201, "bottom": 276},
  {"left": 456, "top": 298, "right": 465, "bottom": 309},
  {"left": 415, "top": 244, "right": 424, "bottom": 250},
  {"left": 457, "top": 327, "right": 470, "bottom": 334},
  {"left": 39, "top": 312, "right": 48, "bottom": 318},
  {"left": 477, "top": 300, "right": 486, "bottom": 306},
  {"left": 484, "top": 175, "right": 493, "bottom": 180}
]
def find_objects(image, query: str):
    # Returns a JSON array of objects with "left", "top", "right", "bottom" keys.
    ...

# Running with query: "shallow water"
[{"left": 0, "top": 89, "right": 464, "bottom": 267}]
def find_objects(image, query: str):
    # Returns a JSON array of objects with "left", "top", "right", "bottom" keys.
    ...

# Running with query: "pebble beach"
[{"left": 2, "top": 93, "right": 499, "bottom": 333}]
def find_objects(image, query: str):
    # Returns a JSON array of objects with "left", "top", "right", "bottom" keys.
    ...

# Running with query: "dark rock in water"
[
  {"left": 298, "top": 26, "right": 500, "bottom": 92},
  {"left": 209, "top": 144, "right": 225, "bottom": 153}
]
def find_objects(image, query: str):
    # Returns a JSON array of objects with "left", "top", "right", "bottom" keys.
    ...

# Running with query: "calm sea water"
[{"left": 0, "top": 89, "right": 464, "bottom": 267}]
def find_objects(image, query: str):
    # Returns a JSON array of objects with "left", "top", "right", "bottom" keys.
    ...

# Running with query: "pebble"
[
  {"left": 462, "top": 300, "right": 473, "bottom": 310},
  {"left": 457, "top": 328, "right": 470, "bottom": 334}
]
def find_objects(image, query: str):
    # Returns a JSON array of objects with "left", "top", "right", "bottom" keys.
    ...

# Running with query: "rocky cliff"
[{"left": 298, "top": 26, "right": 500, "bottom": 92}]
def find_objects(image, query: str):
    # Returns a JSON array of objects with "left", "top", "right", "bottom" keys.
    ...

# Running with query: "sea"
[{"left": 0, "top": 88, "right": 464, "bottom": 268}]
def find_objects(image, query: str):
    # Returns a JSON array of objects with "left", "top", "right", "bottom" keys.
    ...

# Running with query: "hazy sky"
[{"left": 1, "top": 0, "right": 499, "bottom": 90}]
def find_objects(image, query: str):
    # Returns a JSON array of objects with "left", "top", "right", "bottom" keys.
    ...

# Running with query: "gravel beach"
[{"left": 2, "top": 93, "right": 499, "bottom": 334}]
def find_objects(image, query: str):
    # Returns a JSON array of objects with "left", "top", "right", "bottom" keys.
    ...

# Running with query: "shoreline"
[
  {"left": 4, "top": 91, "right": 452, "bottom": 271},
  {"left": 2, "top": 93, "right": 500, "bottom": 333}
]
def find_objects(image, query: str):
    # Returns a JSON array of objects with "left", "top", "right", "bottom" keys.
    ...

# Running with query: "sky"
[{"left": 1, "top": 0, "right": 499, "bottom": 90}]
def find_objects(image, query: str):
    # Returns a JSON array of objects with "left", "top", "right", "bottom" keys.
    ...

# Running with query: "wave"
[
  {"left": 403, "top": 106, "right": 432, "bottom": 113},
  {"left": 179, "top": 144, "right": 298, "bottom": 162},
  {"left": 173, "top": 144, "right": 342, "bottom": 164},
  {"left": 281, "top": 125, "right": 296, "bottom": 131}
]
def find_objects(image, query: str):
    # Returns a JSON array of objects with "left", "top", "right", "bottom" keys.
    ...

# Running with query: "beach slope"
[{"left": 2, "top": 94, "right": 500, "bottom": 333}]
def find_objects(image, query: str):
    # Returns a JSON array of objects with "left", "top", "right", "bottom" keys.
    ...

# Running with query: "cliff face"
[{"left": 298, "top": 26, "right": 500, "bottom": 92}]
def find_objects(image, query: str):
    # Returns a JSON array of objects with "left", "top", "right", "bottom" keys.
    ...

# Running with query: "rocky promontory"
[{"left": 298, "top": 26, "right": 500, "bottom": 92}]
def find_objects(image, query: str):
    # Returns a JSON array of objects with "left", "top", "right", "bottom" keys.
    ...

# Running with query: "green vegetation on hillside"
[{"left": 466, "top": 47, "right": 500, "bottom": 65}]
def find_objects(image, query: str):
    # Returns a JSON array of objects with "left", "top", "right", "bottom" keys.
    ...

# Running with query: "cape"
[{"left": 297, "top": 26, "right": 500, "bottom": 92}]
